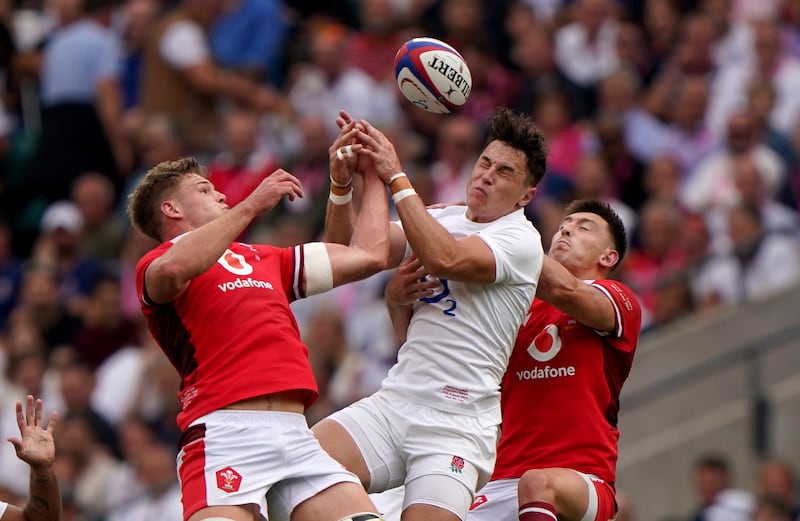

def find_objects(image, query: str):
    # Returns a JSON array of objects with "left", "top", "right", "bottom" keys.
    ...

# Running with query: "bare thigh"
[{"left": 291, "top": 481, "right": 379, "bottom": 521}]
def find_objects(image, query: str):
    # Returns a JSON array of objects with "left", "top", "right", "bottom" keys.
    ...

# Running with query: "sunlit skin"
[
  {"left": 548, "top": 212, "right": 618, "bottom": 279},
  {"left": 465, "top": 140, "right": 536, "bottom": 223},
  {"left": 165, "top": 174, "right": 230, "bottom": 230}
]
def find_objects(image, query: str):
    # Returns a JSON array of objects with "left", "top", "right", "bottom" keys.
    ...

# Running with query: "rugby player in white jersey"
[{"left": 310, "top": 108, "right": 548, "bottom": 521}]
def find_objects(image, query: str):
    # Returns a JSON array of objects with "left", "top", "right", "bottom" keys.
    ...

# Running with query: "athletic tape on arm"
[{"left": 304, "top": 242, "right": 334, "bottom": 296}]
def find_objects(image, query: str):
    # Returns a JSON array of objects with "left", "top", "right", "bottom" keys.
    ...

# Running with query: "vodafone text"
[
  {"left": 217, "top": 278, "right": 274, "bottom": 292},
  {"left": 516, "top": 365, "right": 576, "bottom": 380}
]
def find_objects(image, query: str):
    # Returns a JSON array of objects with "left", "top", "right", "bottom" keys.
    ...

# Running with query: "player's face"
[
  {"left": 548, "top": 212, "right": 615, "bottom": 273},
  {"left": 170, "top": 174, "right": 229, "bottom": 228},
  {"left": 465, "top": 140, "right": 536, "bottom": 223}
]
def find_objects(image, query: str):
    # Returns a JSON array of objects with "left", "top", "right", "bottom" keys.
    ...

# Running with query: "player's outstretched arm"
[
  {"left": 536, "top": 256, "right": 617, "bottom": 333},
  {"left": 355, "top": 119, "right": 497, "bottom": 282},
  {"left": 145, "top": 169, "right": 304, "bottom": 303},
  {"left": 4, "top": 395, "right": 61, "bottom": 521},
  {"left": 321, "top": 168, "right": 390, "bottom": 291}
]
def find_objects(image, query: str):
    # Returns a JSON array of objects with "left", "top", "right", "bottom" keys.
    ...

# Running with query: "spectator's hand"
[
  {"left": 243, "top": 169, "right": 304, "bottom": 214},
  {"left": 386, "top": 255, "right": 438, "bottom": 308},
  {"left": 8, "top": 395, "right": 57, "bottom": 471}
]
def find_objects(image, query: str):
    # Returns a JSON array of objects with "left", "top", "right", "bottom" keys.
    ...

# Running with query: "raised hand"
[
  {"left": 386, "top": 255, "right": 439, "bottom": 307},
  {"left": 8, "top": 395, "right": 57, "bottom": 471},
  {"left": 350, "top": 119, "right": 404, "bottom": 185},
  {"left": 244, "top": 169, "right": 304, "bottom": 214},
  {"left": 330, "top": 112, "right": 365, "bottom": 186}
]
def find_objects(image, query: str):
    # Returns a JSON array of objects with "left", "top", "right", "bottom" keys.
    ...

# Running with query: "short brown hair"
[
  {"left": 486, "top": 107, "right": 548, "bottom": 187},
  {"left": 127, "top": 157, "right": 204, "bottom": 241}
]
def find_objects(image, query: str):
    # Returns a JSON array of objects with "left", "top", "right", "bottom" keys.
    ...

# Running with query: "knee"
[{"left": 519, "top": 469, "right": 554, "bottom": 501}]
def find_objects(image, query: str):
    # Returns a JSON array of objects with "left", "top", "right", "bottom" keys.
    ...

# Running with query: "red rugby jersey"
[
  {"left": 136, "top": 240, "right": 318, "bottom": 431},
  {"left": 491, "top": 280, "right": 641, "bottom": 484}
]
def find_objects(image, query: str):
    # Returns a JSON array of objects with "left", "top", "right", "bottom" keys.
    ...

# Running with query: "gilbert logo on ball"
[{"left": 394, "top": 37, "right": 472, "bottom": 114}]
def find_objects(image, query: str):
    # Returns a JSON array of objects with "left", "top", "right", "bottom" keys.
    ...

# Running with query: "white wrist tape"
[
  {"left": 330, "top": 174, "right": 352, "bottom": 188},
  {"left": 329, "top": 190, "right": 353, "bottom": 205},
  {"left": 388, "top": 172, "right": 407, "bottom": 184},
  {"left": 303, "top": 242, "right": 334, "bottom": 296},
  {"left": 392, "top": 188, "right": 417, "bottom": 205}
]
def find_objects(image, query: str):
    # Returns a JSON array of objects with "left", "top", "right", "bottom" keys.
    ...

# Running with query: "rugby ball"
[{"left": 394, "top": 37, "right": 472, "bottom": 114}]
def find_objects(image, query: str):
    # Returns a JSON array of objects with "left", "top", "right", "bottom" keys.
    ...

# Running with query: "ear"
[
  {"left": 161, "top": 200, "right": 181, "bottom": 219},
  {"left": 517, "top": 186, "right": 537, "bottom": 209},
  {"left": 599, "top": 248, "right": 619, "bottom": 269}
]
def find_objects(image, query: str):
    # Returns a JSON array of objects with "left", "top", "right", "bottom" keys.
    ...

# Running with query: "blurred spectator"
[
  {"left": 746, "top": 80, "right": 798, "bottom": 177},
  {"left": 594, "top": 111, "right": 647, "bottom": 210},
  {"left": 207, "top": 108, "right": 278, "bottom": 208},
  {"left": 107, "top": 440, "right": 182, "bottom": 521},
  {"left": 631, "top": 74, "right": 720, "bottom": 176},
  {"left": 615, "top": 19, "right": 655, "bottom": 86},
  {"left": 693, "top": 203, "right": 800, "bottom": 305},
  {"left": 532, "top": 89, "right": 594, "bottom": 190},
  {"left": 642, "top": 0, "right": 681, "bottom": 74},
  {"left": 428, "top": 114, "right": 481, "bottom": 204},
  {"left": 681, "top": 111, "right": 786, "bottom": 213},
  {"left": 457, "top": 38, "right": 520, "bottom": 124},
  {"left": 510, "top": 22, "right": 593, "bottom": 121},
  {"left": 554, "top": 0, "right": 619, "bottom": 90},
  {"left": 710, "top": 19, "right": 800, "bottom": 138},
  {"left": 59, "top": 359, "right": 120, "bottom": 457},
  {"left": 346, "top": 0, "right": 404, "bottom": 86},
  {"left": 3, "top": 0, "right": 132, "bottom": 246},
  {"left": 105, "top": 415, "right": 156, "bottom": 512},
  {"left": 119, "top": 0, "right": 160, "bottom": 113},
  {"left": 689, "top": 454, "right": 755, "bottom": 521},
  {"left": 751, "top": 495, "right": 797, "bottom": 521},
  {"left": 620, "top": 198, "right": 688, "bottom": 329},
  {"left": 55, "top": 411, "right": 122, "bottom": 518},
  {"left": 210, "top": 0, "right": 288, "bottom": 84},
  {"left": 704, "top": 155, "right": 799, "bottom": 254},
  {"left": 569, "top": 153, "right": 637, "bottom": 235},
  {"left": 72, "top": 274, "right": 138, "bottom": 369},
  {"left": 755, "top": 459, "right": 800, "bottom": 520},
  {"left": 0, "top": 219, "right": 22, "bottom": 329},
  {"left": 138, "top": 0, "right": 280, "bottom": 155},
  {"left": 698, "top": 0, "right": 754, "bottom": 68},
  {"left": 642, "top": 155, "right": 683, "bottom": 206},
  {"left": 13, "top": 263, "right": 82, "bottom": 355},
  {"left": 32, "top": 200, "right": 103, "bottom": 316},
  {"left": 71, "top": 171, "right": 128, "bottom": 262},
  {"left": 287, "top": 20, "right": 401, "bottom": 141}
]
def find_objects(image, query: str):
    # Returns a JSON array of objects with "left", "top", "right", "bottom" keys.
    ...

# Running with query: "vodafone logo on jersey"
[
  {"left": 527, "top": 324, "right": 562, "bottom": 362},
  {"left": 218, "top": 249, "right": 254, "bottom": 275},
  {"left": 517, "top": 324, "right": 576, "bottom": 381}
]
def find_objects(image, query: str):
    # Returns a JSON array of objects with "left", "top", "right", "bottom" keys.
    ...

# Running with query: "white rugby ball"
[{"left": 394, "top": 37, "right": 472, "bottom": 114}]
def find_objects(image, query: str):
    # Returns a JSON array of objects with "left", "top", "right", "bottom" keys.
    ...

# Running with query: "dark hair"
[
  {"left": 694, "top": 454, "right": 731, "bottom": 474},
  {"left": 127, "top": 157, "right": 204, "bottom": 241},
  {"left": 486, "top": 107, "right": 548, "bottom": 187},
  {"left": 564, "top": 199, "right": 628, "bottom": 268}
]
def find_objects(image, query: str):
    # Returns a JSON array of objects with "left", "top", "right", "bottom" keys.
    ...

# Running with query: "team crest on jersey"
[
  {"left": 449, "top": 455, "right": 465, "bottom": 474},
  {"left": 527, "top": 324, "right": 562, "bottom": 362},
  {"left": 216, "top": 466, "right": 242, "bottom": 492},
  {"left": 217, "top": 249, "right": 254, "bottom": 276}
]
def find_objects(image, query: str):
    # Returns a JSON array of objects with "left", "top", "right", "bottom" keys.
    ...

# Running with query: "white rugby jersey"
[{"left": 382, "top": 206, "right": 543, "bottom": 424}]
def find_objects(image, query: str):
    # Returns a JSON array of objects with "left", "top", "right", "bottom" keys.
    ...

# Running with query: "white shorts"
[
  {"left": 467, "top": 479, "right": 521, "bottom": 521},
  {"left": 327, "top": 390, "right": 499, "bottom": 510},
  {"left": 468, "top": 473, "right": 616, "bottom": 521},
  {"left": 178, "top": 409, "right": 360, "bottom": 521}
]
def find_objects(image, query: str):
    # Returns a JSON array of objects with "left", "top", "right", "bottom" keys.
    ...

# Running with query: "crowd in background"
[{"left": 0, "top": 0, "right": 799, "bottom": 518}]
